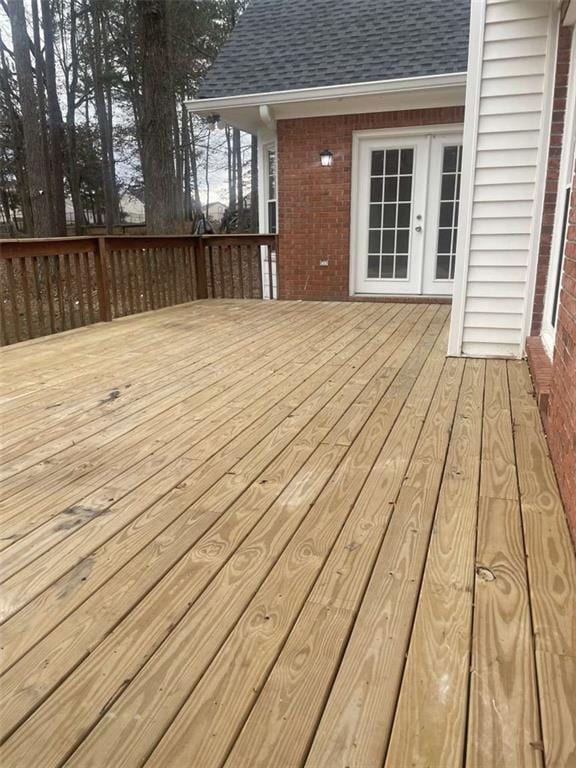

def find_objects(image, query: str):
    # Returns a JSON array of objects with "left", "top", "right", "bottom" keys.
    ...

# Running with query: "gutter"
[{"left": 186, "top": 71, "right": 467, "bottom": 113}]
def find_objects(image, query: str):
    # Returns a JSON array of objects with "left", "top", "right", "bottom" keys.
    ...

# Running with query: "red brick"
[
  {"left": 541, "top": 167, "right": 576, "bottom": 545},
  {"left": 277, "top": 106, "right": 464, "bottom": 301}
]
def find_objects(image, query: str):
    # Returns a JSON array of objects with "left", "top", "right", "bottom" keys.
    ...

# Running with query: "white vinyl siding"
[{"left": 450, "top": 0, "right": 558, "bottom": 358}]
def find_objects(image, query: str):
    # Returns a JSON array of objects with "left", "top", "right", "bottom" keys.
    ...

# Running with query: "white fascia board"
[
  {"left": 186, "top": 72, "right": 467, "bottom": 114},
  {"left": 564, "top": 0, "right": 576, "bottom": 26}
]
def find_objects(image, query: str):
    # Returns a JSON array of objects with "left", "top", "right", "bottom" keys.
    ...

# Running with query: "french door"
[{"left": 353, "top": 131, "right": 463, "bottom": 296}]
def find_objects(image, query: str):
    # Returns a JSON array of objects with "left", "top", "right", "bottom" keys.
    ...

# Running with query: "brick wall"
[
  {"left": 546, "top": 168, "right": 576, "bottom": 543},
  {"left": 276, "top": 106, "right": 465, "bottom": 301},
  {"left": 532, "top": 26, "right": 572, "bottom": 334}
]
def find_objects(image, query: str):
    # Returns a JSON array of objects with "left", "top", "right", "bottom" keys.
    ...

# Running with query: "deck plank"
[
  {"left": 466, "top": 360, "right": 541, "bottom": 768},
  {"left": 508, "top": 361, "right": 576, "bottom": 768},
  {"left": 383, "top": 358, "right": 485, "bottom": 768},
  {"left": 0, "top": 301, "right": 573, "bottom": 768}
]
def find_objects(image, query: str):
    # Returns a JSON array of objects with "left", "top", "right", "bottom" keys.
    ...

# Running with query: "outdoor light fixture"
[
  {"left": 206, "top": 114, "right": 221, "bottom": 131},
  {"left": 320, "top": 150, "right": 334, "bottom": 167}
]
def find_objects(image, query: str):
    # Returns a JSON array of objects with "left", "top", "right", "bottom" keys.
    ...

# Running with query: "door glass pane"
[
  {"left": 367, "top": 146, "right": 414, "bottom": 279},
  {"left": 367, "top": 254, "right": 380, "bottom": 278},
  {"left": 434, "top": 144, "right": 462, "bottom": 280}
]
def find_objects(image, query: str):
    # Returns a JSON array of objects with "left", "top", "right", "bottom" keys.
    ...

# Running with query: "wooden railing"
[{"left": 0, "top": 233, "right": 277, "bottom": 346}]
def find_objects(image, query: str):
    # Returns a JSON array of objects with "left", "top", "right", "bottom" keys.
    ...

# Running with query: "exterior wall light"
[{"left": 320, "top": 150, "right": 334, "bottom": 167}]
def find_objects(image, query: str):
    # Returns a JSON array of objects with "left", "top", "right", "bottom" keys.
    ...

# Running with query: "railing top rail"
[{"left": 0, "top": 233, "right": 277, "bottom": 258}]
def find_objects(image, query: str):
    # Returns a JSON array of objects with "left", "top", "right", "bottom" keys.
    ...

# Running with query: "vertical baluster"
[
  {"left": 229, "top": 245, "right": 236, "bottom": 298},
  {"left": 126, "top": 248, "right": 136, "bottom": 314},
  {"left": 185, "top": 246, "right": 194, "bottom": 301},
  {"left": 108, "top": 248, "right": 119, "bottom": 318},
  {"left": 268, "top": 245, "right": 274, "bottom": 300},
  {"left": 19, "top": 257, "right": 33, "bottom": 338},
  {"left": 164, "top": 247, "right": 173, "bottom": 306},
  {"left": 31, "top": 256, "right": 47, "bottom": 335},
  {"left": 170, "top": 248, "right": 178, "bottom": 304},
  {"left": 73, "top": 252, "right": 86, "bottom": 326},
  {"left": 55, "top": 254, "right": 66, "bottom": 331},
  {"left": 63, "top": 253, "right": 75, "bottom": 327},
  {"left": 6, "top": 258, "right": 21, "bottom": 342},
  {"left": 257, "top": 246, "right": 264, "bottom": 299},
  {"left": 83, "top": 252, "right": 96, "bottom": 324},
  {"left": 0, "top": 269, "right": 9, "bottom": 345},
  {"left": 246, "top": 245, "right": 254, "bottom": 299},
  {"left": 150, "top": 248, "right": 158, "bottom": 307},
  {"left": 130, "top": 248, "right": 142, "bottom": 312},
  {"left": 149, "top": 249, "right": 159, "bottom": 308},
  {"left": 175, "top": 247, "right": 184, "bottom": 304},
  {"left": 137, "top": 249, "right": 147, "bottom": 312},
  {"left": 142, "top": 247, "right": 152, "bottom": 311},
  {"left": 216, "top": 245, "right": 223, "bottom": 298},
  {"left": 208, "top": 245, "right": 215, "bottom": 298},
  {"left": 116, "top": 249, "right": 128, "bottom": 316},
  {"left": 163, "top": 248, "right": 171, "bottom": 306},
  {"left": 156, "top": 248, "right": 165, "bottom": 307},
  {"left": 94, "top": 238, "right": 112, "bottom": 323},
  {"left": 238, "top": 246, "right": 245, "bottom": 299},
  {"left": 43, "top": 255, "right": 57, "bottom": 333}
]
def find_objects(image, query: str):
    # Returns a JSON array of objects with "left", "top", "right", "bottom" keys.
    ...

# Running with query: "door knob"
[{"left": 415, "top": 225, "right": 422, "bottom": 232}]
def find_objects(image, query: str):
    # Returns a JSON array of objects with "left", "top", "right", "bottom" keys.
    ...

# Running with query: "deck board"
[{"left": 0, "top": 300, "right": 574, "bottom": 767}]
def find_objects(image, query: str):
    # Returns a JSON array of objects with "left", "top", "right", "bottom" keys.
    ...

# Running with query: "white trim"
[
  {"left": 187, "top": 72, "right": 467, "bottom": 113},
  {"left": 541, "top": 24, "right": 576, "bottom": 358},
  {"left": 522, "top": 6, "right": 560, "bottom": 352},
  {"left": 564, "top": 0, "right": 576, "bottom": 26},
  {"left": 448, "top": 0, "right": 486, "bottom": 356},
  {"left": 349, "top": 125, "right": 464, "bottom": 297}
]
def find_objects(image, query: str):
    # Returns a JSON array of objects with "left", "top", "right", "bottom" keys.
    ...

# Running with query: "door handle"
[{"left": 415, "top": 225, "right": 423, "bottom": 232}]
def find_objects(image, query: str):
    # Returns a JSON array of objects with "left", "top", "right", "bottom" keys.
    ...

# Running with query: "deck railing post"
[
  {"left": 195, "top": 237, "right": 209, "bottom": 299},
  {"left": 95, "top": 236, "right": 113, "bottom": 322}
]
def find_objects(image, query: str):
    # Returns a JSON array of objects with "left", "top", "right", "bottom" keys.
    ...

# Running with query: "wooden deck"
[{"left": 0, "top": 299, "right": 574, "bottom": 768}]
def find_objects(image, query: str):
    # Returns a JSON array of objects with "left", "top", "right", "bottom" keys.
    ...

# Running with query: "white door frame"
[
  {"left": 349, "top": 124, "right": 464, "bottom": 296},
  {"left": 422, "top": 134, "right": 464, "bottom": 294}
]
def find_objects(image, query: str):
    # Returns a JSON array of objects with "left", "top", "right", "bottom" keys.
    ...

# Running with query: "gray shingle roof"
[{"left": 198, "top": 0, "right": 470, "bottom": 99}]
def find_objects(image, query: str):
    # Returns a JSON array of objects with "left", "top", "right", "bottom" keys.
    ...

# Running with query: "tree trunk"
[
  {"left": 137, "top": 0, "right": 182, "bottom": 234},
  {"left": 64, "top": 0, "right": 84, "bottom": 234},
  {"left": 41, "top": 0, "right": 67, "bottom": 233},
  {"left": 88, "top": 0, "right": 120, "bottom": 231},
  {"left": 7, "top": 0, "right": 54, "bottom": 236},
  {"left": 182, "top": 102, "right": 193, "bottom": 221},
  {"left": 0, "top": 33, "right": 33, "bottom": 233},
  {"left": 30, "top": 0, "right": 55, "bottom": 225},
  {"left": 250, "top": 134, "right": 258, "bottom": 232}
]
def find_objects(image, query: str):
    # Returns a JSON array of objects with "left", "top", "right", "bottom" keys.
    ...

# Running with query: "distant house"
[
  {"left": 206, "top": 201, "right": 227, "bottom": 225},
  {"left": 189, "top": 0, "right": 576, "bottom": 537}
]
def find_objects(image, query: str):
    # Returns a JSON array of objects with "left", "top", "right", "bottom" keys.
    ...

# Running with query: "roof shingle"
[{"left": 198, "top": 0, "right": 470, "bottom": 99}]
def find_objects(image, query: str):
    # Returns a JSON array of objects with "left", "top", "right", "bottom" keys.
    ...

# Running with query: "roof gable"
[{"left": 199, "top": 0, "right": 470, "bottom": 99}]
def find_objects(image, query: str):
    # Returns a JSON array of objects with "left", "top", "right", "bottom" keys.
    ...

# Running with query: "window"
[
  {"left": 435, "top": 144, "right": 462, "bottom": 280},
  {"left": 367, "top": 147, "right": 414, "bottom": 279},
  {"left": 267, "top": 149, "right": 277, "bottom": 234}
]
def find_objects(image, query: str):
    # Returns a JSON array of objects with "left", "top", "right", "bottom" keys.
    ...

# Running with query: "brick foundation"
[
  {"left": 276, "top": 106, "right": 465, "bottom": 301},
  {"left": 531, "top": 26, "right": 572, "bottom": 334},
  {"left": 546, "top": 170, "right": 576, "bottom": 544},
  {"left": 529, "top": 169, "right": 576, "bottom": 545}
]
